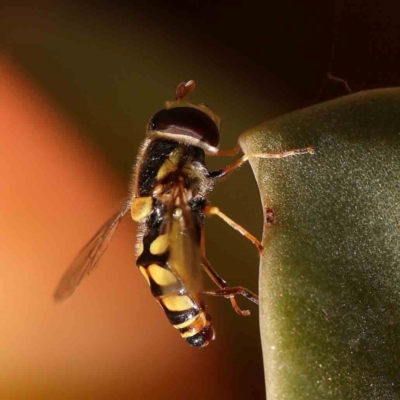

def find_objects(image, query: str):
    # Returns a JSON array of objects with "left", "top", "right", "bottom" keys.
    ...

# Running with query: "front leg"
[{"left": 209, "top": 145, "right": 314, "bottom": 179}]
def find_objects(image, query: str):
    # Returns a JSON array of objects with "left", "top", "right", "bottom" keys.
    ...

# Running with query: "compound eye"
[{"left": 150, "top": 107, "right": 220, "bottom": 151}]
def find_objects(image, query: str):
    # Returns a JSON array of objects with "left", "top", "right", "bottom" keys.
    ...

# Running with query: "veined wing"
[
  {"left": 54, "top": 202, "right": 130, "bottom": 302},
  {"left": 165, "top": 186, "right": 203, "bottom": 297}
]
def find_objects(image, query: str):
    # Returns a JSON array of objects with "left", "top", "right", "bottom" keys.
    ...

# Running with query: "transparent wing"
[
  {"left": 54, "top": 202, "right": 130, "bottom": 302},
  {"left": 165, "top": 186, "right": 204, "bottom": 296}
]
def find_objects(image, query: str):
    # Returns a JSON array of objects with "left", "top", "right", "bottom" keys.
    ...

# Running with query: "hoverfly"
[{"left": 54, "top": 80, "right": 314, "bottom": 347}]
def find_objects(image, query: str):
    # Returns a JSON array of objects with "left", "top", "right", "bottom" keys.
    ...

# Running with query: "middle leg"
[{"left": 204, "top": 205, "right": 264, "bottom": 254}]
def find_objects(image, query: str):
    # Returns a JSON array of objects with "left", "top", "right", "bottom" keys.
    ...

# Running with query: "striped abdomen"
[{"left": 136, "top": 222, "right": 215, "bottom": 347}]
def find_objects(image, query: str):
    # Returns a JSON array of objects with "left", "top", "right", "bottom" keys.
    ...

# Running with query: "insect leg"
[
  {"left": 212, "top": 144, "right": 241, "bottom": 157},
  {"left": 209, "top": 146, "right": 314, "bottom": 179},
  {"left": 202, "top": 287, "right": 259, "bottom": 306},
  {"left": 204, "top": 205, "right": 264, "bottom": 254},
  {"left": 201, "top": 256, "right": 251, "bottom": 316}
]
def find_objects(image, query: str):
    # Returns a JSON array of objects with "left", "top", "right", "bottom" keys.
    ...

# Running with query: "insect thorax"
[
  {"left": 137, "top": 138, "right": 213, "bottom": 200},
  {"left": 134, "top": 138, "right": 213, "bottom": 249}
]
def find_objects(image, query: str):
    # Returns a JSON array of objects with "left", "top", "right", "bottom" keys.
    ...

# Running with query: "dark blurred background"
[{"left": 0, "top": 1, "right": 399, "bottom": 399}]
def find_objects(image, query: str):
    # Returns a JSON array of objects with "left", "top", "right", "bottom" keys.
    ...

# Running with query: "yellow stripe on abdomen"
[
  {"left": 147, "top": 263, "right": 178, "bottom": 286},
  {"left": 161, "top": 294, "right": 195, "bottom": 312},
  {"left": 175, "top": 311, "right": 208, "bottom": 338}
]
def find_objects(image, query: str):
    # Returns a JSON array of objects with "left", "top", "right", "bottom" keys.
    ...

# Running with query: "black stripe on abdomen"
[{"left": 160, "top": 298, "right": 200, "bottom": 325}]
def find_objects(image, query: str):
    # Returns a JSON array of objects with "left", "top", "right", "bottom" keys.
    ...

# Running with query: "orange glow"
[{"left": 0, "top": 56, "right": 229, "bottom": 399}]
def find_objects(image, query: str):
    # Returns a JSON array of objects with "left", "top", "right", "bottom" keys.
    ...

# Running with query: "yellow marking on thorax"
[
  {"left": 156, "top": 147, "right": 184, "bottom": 180},
  {"left": 169, "top": 147, "right": 184, "bottom": 164},
  {"left": 149, "top": 234, "right": 169, "bottom": 255},
  {"left": 157, "top": 159, "right": 176, "bottom": 181},
  {"left": 131, "top": 196, "right": 153, "bottom": 221},
  {"left": 139, "top": 266, "right": 150, "bottom": 285},
  {"left": 162, "top": 295, "right": 195, "bottom": 312},
  {"left": 148, "top": 264, "right": 177, "bottom": 286}
]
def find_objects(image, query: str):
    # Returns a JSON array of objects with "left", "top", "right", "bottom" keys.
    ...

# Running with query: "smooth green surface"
[{"left": 240, "top": 89, "right": 400, "bottom": 400}]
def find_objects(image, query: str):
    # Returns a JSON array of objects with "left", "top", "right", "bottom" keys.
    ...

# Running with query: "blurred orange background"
[
  {"left": 1, "top": 2, "right": 398, "bottom": 399},
  {"left": 1, "top": 54, "right": 242, "bottom": 399},
  {"left": 0, "top": 5, "right": 278, "bottom": 399}
]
